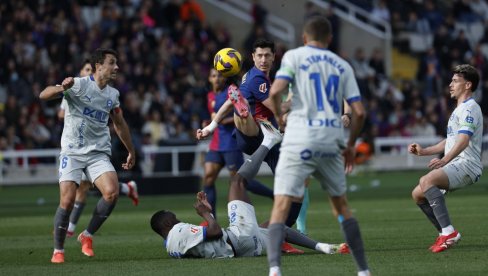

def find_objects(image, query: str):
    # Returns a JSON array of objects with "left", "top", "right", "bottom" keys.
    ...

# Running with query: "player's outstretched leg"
[
  {"left": 238, "top": 120, "right": 282, "bottom": 181},
  {"left": 227, "top": 84, "right": 249, "bottom": 118}
]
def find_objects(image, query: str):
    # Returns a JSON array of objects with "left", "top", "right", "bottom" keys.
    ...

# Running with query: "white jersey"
[
  {"left": 446, "top": 98, "right": 483, "bottom": 173},
  {"left": 275, "top": 45, "right": 361, "bottom": 150},
  {"left": 165, "top": 222, "right": 234, "bottom": 258},
  {"left": 60, "top": 97, "right": 68, "bottom": 111},
  {"left": 61, "top": 75, "right": 120, "bottom": 156}
]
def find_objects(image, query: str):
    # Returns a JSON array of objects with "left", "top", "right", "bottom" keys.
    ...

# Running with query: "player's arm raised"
[
  {"left": 193, "top": 195, "right": 223, "bottom": 240},
  {"left": 196, "top": 99, "right": 233, "bottom": 140},
  {"left": 269, "top": 78, "right": 290, "bottom": 131},
  {"left": 110, "top": 107, "right": 136, "bottom": 170},
  {"left": 39, "top": 77, "right": 74, "bottom": 101}
]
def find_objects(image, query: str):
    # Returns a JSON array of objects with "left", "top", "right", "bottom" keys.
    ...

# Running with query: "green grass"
[{"left": 1, "top": 171, "right": 488, "bottom": 275}]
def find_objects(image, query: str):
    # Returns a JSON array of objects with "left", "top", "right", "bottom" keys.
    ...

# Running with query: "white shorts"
[
  {"left": 443, "top": 159, "right": 481, "bottom": 190},
  {"left": 274, "top": 148, "right": 346, "bottom": 197},
  {"left": 225, "top": 200, "right": 265, "bottom": 257},
  {"left": 58, "top": 152, "right": 115, "bottom": 185}
]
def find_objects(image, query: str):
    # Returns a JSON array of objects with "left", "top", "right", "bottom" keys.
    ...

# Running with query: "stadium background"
[
  {"left": 1, "top": 1, "right": 488, "bottom": 275},
  {"left": 1, "top": 0, "right": 488, "bottom": 183}
]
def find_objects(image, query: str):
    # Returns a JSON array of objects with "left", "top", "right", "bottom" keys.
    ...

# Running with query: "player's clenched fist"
[
  {"left": 408, "top": 143, "right": 422, "bottom": 156},
  {"left": 61, "top": 77, "right": 74, "bottom": 90}
]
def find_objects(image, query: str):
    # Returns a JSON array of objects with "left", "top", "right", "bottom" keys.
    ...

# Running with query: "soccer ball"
[{"left": 213, "top": 48, "right": 242, "bottom": 77}]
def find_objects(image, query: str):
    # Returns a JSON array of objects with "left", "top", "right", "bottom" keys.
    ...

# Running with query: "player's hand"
[
  {"left": 341, "top": 114, "right": 351, "bottom": 128},
  {"left": 342, "top": 145, "right": 356, "bottom": 174},
  {"left": 61, "top": 77, "right": 74, "bottom": 90},
  {"left": 196, "top": 128, "right": 212, "bottom": 140},
  {"left": 278, "top": 115, "right": 286, "bottom": 133},
  {"left": 408, "top": 143, "right": 422, "bottom": 156},
  {"left": 196, "top": 191, "right": 212, "bottom": 211},
  {"left": 194, "top": 199, "right": 212, "bottom": 217},
  {"left": 122, "top": 152, "right": 135, "bottom": 170},
  {"left": 428, "top": 158, "right": 446, "bottom": 170}
]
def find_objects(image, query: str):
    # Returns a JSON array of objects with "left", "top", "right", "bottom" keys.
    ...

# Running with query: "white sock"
[
  {"left": 269, "top": 266, "right": 282, "bottom": 276},
  {"left": 67, "top": 222, "right": 76, "bottom": 232},
  {"left": 82, "top": 230, "right": 93, "bottom": 237},
  {"left": 358, "top": 269, "right": 370, "bottom": 276},
  {"left": 315, "top": 243, "right": 332, "bottom": 254},
  {"left": 120, "top": 182, "right": 129, "bottom": 195},
  {"left": 262, "top": 136, "right": 276, "bottom": 149},
  {"left": 441, "top": 225, "right": 455, "bottom": 236},
  {"left": 53, "top": 249, "right": 64, "bottom": 253}
]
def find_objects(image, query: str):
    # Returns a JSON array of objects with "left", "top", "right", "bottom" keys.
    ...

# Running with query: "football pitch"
[{"left": 1, "top": 171, "right": 487, "bottom": 275}]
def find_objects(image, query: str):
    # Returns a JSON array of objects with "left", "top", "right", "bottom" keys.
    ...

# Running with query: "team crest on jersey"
[
  {"left": 106, "top": 100, "right": 113, "bottom": 109},
  {"left": 259, "top": 83, "right": 267, "bottom": 93},
  {"left": 190, "top": 226, "right": 199, "bottom": 234}
]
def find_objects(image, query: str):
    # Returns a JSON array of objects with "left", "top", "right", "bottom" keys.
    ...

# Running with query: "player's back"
[{"left": 277, "top": 45, "right": 361, "bottom": 150}]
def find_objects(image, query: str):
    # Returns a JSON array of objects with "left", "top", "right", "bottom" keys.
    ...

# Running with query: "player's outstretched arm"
[
  {"left": 39, "top": 77, "right": 74, "bottom": 101},
  {"left": 409, "top": 139, "right": 446, "bottom": 157},
  {"left": 196, "top": 99, "right": 234, "bottom": 140},
  {"left": 110, "top": 107, "right": 136, "bottom": 170},
  {"left": 193, "top": 195, "right": 223, "bottom": 240}
]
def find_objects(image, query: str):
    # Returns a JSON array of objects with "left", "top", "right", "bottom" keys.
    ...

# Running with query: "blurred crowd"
[
  {"left": 1, "top": 0, "right": 488, "bottom": 161},
  {"left": 337, "top": 0, "right": 488, "bottom": 147}
]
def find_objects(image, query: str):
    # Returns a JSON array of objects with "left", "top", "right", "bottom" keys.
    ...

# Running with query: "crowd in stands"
[
  {"left": 1, "top": 0, "right": 488, "bottom": 162},
  {"left": 341, "top": 0, "right": 488, "bottom": 147}
]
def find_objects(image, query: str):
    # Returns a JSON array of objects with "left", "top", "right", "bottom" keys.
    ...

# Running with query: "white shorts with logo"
[
  {"left": 58, "top": 152, "right": 115, "bottom": 185},
  {"left": 225, "top": 200, "right": 266, "bottom": 257},
  {"left": 274, "top": 147, "right": 346, "bottom": 197},
  {"left": 443, "top": 158, "right": 481, "bottom": 190}
]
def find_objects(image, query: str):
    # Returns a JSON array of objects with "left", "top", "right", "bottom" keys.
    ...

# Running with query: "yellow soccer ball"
[{"left": 213, "top": 48, "right": 242, "bottom": 77}]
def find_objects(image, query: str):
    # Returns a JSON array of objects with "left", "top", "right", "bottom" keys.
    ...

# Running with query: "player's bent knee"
[{"left": 103, "top": 192, "right": 119, "bottom": 202}]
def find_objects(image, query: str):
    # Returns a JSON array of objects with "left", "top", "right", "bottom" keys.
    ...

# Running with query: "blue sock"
[
  {"left": 246, "top": 179, "right": 274, "bottom": 199},
  {"left": 297, "top": 188, "right": 309, "bottom": 234},
  {"left": 203, "top": 185, "right": 216, "bottom": 217}
]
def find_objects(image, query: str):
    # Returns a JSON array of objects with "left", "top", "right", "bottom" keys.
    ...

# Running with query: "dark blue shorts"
[
  {"left": 234, "top": 127, "right": 280, "bottom": 174},
  {"left": 205, "top": 150, "right": 244, "bottom": 171}
]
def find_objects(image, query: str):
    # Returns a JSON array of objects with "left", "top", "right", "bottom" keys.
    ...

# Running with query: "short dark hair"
[
  {"left": 453, "top": 64, "right": 480, "bottom": 92},
  {"left": 90, "top": 48, "right": 118, "bottom": 70},
  {"left": 82, "top": 58, "right": 91, "bottom": 66},
  {"left": 252, "top": 38, "right": 275, "bottom": 53},
  {"left": 150, "top": 210, "right": 173, "bottom": 238},
  {"left": 304, "top": 15, "right": 332, "bottom": 43}
]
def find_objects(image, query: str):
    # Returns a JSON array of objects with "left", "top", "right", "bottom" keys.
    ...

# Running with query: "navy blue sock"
[
  {"left": 246, "top": 179, "right": 274, "bottom": 199},
  {"left": 285, "top": 202, "right": 302, "bottom": 227},
  {"left": 204, "top": 185, "right": 217, "bottom": 218}
]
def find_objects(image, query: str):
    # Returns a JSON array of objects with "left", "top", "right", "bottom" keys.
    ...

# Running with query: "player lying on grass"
[{"left": 150, "top": 177, "right": 349, "bottom": 258}]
